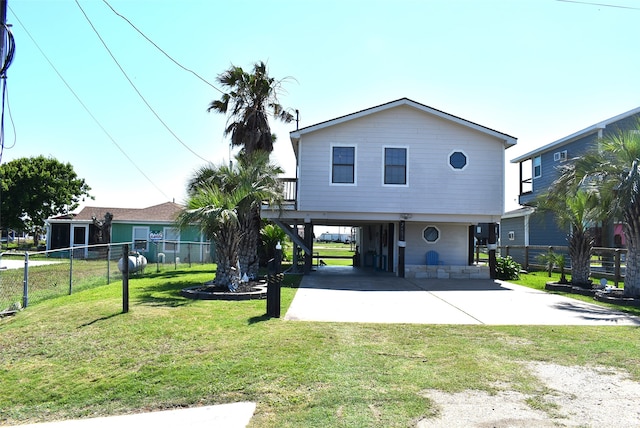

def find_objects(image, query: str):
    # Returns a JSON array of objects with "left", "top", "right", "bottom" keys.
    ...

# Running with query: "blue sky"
[{"left": 4, "top": 0, "right": 640, "bottom": 213}]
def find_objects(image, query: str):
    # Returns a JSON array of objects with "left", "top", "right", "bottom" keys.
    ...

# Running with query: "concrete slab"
[
  {"left": 285, "top": 266, "right": 640, "bottom": 326},
  {"left": 9, "top": 402, "right": 257, "bottom": 428}
]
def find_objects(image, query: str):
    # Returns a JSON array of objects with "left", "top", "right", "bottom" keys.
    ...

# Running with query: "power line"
[
  {"left": 9, "top": 6, "right": 171, "bottom": 201},
  {"left": 74, "top": 0, "right": 211, "bottom": 164},
  {"left": 101, "top": 0, "right": 224, "bottom": 94},
  {"left": 556, "top": 0, "right": 640, "bottom": 10}
]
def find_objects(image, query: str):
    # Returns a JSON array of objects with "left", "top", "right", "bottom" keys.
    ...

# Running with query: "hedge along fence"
[
  {"left": 500, "top": 245, "right": 627, "bottom": 286},
  {"left": 0, "top": 240, "right": 214, "bottom": 314}
]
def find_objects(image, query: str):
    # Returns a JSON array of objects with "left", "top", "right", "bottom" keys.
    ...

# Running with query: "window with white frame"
[
  {"left": 553, "top": 150, "right": 567, "bottom": 162},
  {"left": 331, "top": 146, "right": 355, "bottom": 184},
  {"left": 132, "top": 226, "right": 149, "bottom": 251},
  {"left": 422, "top": 226, "right": 440, "bottom": 243},
  {"left": 508, "top": 231, "right": 515, "bottom": 241},
  {"left": 449, "top": 150, "right": 468, "bottom": 170},
  {"left": 163, "top": 227, "right": 180, "bottom": 253},
  {"left": 384, "top": 147, "right": 407, "bottom": 185},
  {"left": 533, "top": 156, "right": 542, "bottom": 178}
]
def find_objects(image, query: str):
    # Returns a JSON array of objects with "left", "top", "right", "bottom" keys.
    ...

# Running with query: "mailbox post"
[{"left": 266, "top": 242, "right": 283, "bottom": 318}]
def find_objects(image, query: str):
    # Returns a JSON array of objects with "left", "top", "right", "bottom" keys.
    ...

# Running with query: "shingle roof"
[{"left": 71, "top": 202, "right": 183, "bottom": 223}]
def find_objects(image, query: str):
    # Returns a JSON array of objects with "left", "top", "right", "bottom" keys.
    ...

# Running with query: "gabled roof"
[
  {"left": 289, "top": 98, "right": 517, "bottom": 155},
  {"left": 511, "top": 105, "right": 640, "bottom": 163},
  {"left": 502, "top": 206, "right": 536, "bottom": 219},
  {"left": 49, "top": 202, "right": 183, "bottom": 223}
]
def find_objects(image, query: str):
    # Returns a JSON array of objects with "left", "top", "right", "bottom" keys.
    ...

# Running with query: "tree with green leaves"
[
  {"left": 537, "top": 188, "right": 599, "bottom": 287},
  {"left": 177, "top": 184, "right": 244, "bottom": 289},
  {"left": 551, "top": 123, "right": 640, "bottom": 296},
  {"left": 208, "top": 61, "right": 294, "bottom": 155},
  {"left": 183, "top": 152, "right": 284, "bottom": 288},
  {"left": 0, "top": 156, "right": 92, "bottom": 236}
]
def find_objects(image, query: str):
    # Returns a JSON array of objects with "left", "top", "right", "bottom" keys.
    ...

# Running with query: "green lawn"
[
  {"left": 510, "top": 270, "right": 640, "bottom": 317},
  {"left": 1, "top": 265, "right": 640, "bottom": 426}
]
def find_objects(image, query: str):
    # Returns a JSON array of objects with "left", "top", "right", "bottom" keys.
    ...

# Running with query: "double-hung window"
[
  {"left": 332, "top": 146, "right": 355, "bottom": 184},
  {"left": 132, "top": 226, "right": 149, "bottom": 251},
  {"left": 533, "top": 156, "right": 542, "bottom": 179},
  {"left": 384, "top": 147, "right": 407, "bottom": 185},
  {"left": 163, "top": 227, "right": 180, "bottom": 253}
]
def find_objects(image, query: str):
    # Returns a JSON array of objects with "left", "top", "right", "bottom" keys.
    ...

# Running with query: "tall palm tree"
[
  {"left": 561, "top": 125, "right": 640, "bottom": 297},
  {"left": 208, "top": 61, "right": 294, "bottom": 154},
  {"left": 537, "top": 187, "right": 599, "bottom": 286},
  {"left": 177, "top": 184, "right": 244, "bottom": 289},
  {"left": 186, "top": 152, "right": 284, "bottom": 280}
]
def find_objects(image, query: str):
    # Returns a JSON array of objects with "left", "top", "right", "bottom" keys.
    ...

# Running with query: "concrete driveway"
[{"left": 284, "top": 266, "right": 640, "bottom": 326}]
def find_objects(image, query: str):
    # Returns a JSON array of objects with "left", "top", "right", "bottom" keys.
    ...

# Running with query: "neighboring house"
[
  {"left": 46, "top": 202, "right": 210, "bottom": 263},
  {"left": 262, "top": 98, "right": 517, "bottom": 279},
  {"left": 503, "top": 106, "right": 640, "bottom": 262}
]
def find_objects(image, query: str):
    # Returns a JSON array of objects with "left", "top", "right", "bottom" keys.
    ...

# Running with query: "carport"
[{"left": 284, "top": 266, "right": 640, "bottom": 326}]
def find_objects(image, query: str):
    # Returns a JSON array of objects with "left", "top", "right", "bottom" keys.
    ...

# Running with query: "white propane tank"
[{"left": 118, "top": 253, "right": 148, "bottom": 274}]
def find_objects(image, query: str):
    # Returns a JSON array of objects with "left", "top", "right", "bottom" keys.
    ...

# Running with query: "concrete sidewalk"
[
  {"left": 10, "top": 402, "right": 256, "bottom": 428},
  {"left": 284, "top": 266, "right": 640, "bottom": 326}
]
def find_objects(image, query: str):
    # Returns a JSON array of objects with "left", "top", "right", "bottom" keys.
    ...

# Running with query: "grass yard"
[{"left": 1, "top": 265, "right": 640, "bottom": 427}]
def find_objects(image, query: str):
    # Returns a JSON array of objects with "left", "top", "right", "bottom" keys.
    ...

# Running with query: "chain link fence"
[{"left": 0, "top": 240, "right": 213, "bottom": 314}]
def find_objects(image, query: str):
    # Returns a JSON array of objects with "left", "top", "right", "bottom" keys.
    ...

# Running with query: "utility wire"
[
  {"left": 0, "top": 21, "right": 15, "bottom": 164},
  {"left": 556, "top": 0, "right": 640, "bottom": 10},
  {"left": 9, "top": 6, "right": 171, "bottom": 201},
  {"left": 101, "top": 0, "right": 224, "bottom": 94},
  {"left": 74, "top": 0, "right": 211, "bottom": 163}
]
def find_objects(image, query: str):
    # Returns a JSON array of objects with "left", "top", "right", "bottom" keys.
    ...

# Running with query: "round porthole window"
[
  {"left": 449, "top": 151, "right": 467, "bottom": 170},
  {"left": 423, "top": 226, "right": 440, "bottom": 243}
]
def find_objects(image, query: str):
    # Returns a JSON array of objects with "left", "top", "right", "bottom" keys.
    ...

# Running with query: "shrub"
[{"left": 496, "top": 256, "right": 521, "bottom": 280}]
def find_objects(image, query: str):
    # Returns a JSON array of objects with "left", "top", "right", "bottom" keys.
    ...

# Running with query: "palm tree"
[
  {"left": 537, "top": 187, "right": 599, "bottom": 287},
  {"left": 559, "top": 124, "right": 640, "bottom": 297},
  {"left": 186, "top": 152, "right": 284, "bottom": 280},
  {"left": 177, "top": 184, "right": 244, "bottom": 289},
  {"left": 208, "top": 61, "right": 294, "bottom": 155}
]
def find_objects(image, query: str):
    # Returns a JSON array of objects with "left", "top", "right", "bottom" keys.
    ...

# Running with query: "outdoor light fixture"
[{"left": 400, "top": 213, "right": 412, "bottom": 220}]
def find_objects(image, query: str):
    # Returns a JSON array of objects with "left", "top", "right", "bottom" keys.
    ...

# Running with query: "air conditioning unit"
[{"left": 554, "top": 150, "right": 567, "bottom": 162}]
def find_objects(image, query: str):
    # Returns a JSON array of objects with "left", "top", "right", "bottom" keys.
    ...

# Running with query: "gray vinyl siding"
[
  {"left": 405, "top": 222, "right": 469, "bottom": 266},
  {"left": 518, "top": 133, "right": 598, "bottom": 205},
  {"left": 529, "top": 211, "right": 568, "bottom": 247},
  {"left": 297, "top": 105, "right": 505, "bottom": 216},
  {"left": 519, "top": 112, "right": 640, "bottom": 206},
  {"left": 500, "top": 216, "right": 526, "bottom": 264}
]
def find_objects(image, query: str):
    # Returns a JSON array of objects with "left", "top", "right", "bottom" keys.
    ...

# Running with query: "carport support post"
[
  {"left": 398, "top": 221, "right": 405, "bottom": 278},
  {"left": 304, "top": 220, "right": 313, "bottom": 274},
  {"left": 488, "top": 222, "right": 497, "bottom": 279}
]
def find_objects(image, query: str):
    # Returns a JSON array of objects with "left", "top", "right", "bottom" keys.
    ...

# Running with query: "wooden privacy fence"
[{"left": 499, "top": 245, "right": 627, "bottom": 287}]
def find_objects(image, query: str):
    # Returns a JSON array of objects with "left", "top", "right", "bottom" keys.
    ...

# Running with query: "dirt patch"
[{"left": 419, "top": 362, "right": 640, "bottom": 427}]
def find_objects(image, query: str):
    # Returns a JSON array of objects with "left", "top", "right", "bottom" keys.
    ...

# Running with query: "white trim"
[
  {"left": 422, "top": 225, "right": 440, "bottom": 244},
  {"left": 533, "top": 155, "right": 542, "bottom": 179},
  {"left": 382, "top": 145, "right": 409, "bottom": 187},
  {"left": 163, "top": 227, "right": 180, "bottom": 253},
  {"left": 132, "top": 226, "right": 150, "bottom": 252},
  {"left": 329, "top": 143, "right": 357, "bottom": 186},
  {"left": 553, "top": 150, "right": 567, "bottom": 162},
  {"left": 511, "top": 105, "right": 640, "bottom": 163},
  {"left": 291, "top": 98, "right": 517, "bottom": 148},
  {"left": 448, "top": 149, "right": 469, "bottom": 171}
]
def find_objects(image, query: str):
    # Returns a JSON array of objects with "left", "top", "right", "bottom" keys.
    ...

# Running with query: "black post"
[
  {"left": 398, "top": 220, "right": 405, "bottom": 278},
  {"left": 122, "top": 244, "right": 129, "bottom": 313},
  {"left": 488, "top": 222, "right": 497, "bottom": 279},
  {"left": 266, "top": 243, "right": 283, "bottom": 317},
  {"left": 304, "top": 221, "right": 313, "bottom": 274}
]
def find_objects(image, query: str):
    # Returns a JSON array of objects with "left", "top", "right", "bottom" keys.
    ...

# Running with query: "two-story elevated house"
[
  {"left": 503, "top": 106, "right": 640, "bottom": 264},
  {"left": 262, "top": 98, "right": 517, "bottom": 279}
]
